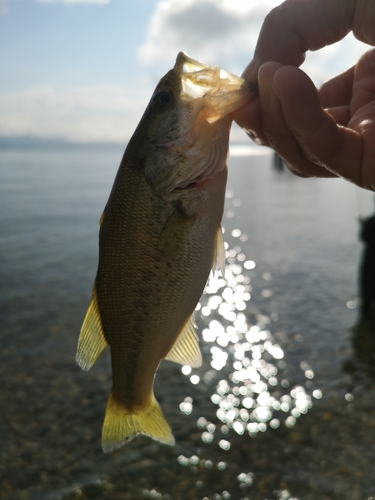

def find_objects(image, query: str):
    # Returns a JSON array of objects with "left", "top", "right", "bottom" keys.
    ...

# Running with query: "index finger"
[
  {"left": 242, "top": 0, "right": 356, "bottom": 82},
  {"left": 271, "top": 65, "right": 365, "bottom": 186}
]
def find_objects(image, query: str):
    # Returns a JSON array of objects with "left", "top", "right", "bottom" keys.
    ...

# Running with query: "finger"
[
  {"left": 325, "top": 106, "right": 351, "bottom": 127},
  {"left": 319, "top": 66, "right": 355, "bottom": 108},
  {"left": 271, "top": 65, "right": 363, "bottom": 184},
  {"left": 319, "top": 49, "right": 375, "bottom": 128},
  {"left": 352, "top": 0, "right": 375, "bottom": 46},
  {"left": 350, "top": 48, "right": 375, "bottom": 117},
  {"left": 233, "top": 96, "right": 270, "bottom": 146},
  {"left": 243, "top": 0, "right": 355, "bottom": 82},
  {"left": 258, "top": 62, "right": 337, "bottom": 178}
]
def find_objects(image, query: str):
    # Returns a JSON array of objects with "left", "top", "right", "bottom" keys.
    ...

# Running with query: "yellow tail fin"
[{"left": 102, "top": 391, "right": 175, "bottom": 452}]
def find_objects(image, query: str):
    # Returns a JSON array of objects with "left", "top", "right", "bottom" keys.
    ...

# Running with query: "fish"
[{"left": 76, "top": 52, "right": 254, "bottom": 452}]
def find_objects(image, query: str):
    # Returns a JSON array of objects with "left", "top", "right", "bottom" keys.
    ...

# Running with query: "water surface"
[{"left": 1, "top": 146, "right": 374, "bottom": 500}]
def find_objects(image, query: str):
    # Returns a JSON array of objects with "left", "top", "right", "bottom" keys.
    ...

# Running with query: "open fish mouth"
[
  {"left": 176, "top": 52, "right": 252, "bottom": 124},
  {"left": 161, "top": 53, "right": 253, "bottom": 194},
  {"left": 147, "top": 53, "right": 255, "bottom": 196}
]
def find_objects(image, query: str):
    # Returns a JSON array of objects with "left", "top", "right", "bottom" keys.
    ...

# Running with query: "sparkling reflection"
[
  {"left": 176, "top": 190, "right": 321, "bottom": 497},
  {"left": 188, "top": 252, "right": 316, "bottom": 439},
  {"left": 275, "top": 490, "right": 299, "bottom": 500}
]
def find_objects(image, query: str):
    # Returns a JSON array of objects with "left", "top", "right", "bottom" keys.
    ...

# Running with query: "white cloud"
[
  {"left": 2, "top": 0, "right": 370, "bottom": 143},
  {"left": 139, "top": 0, "right": 369, "bottom": 84},
  {"left": 0, "top": 86, "right": 148, "bottom": 143},
  {"left": 138, "top": 0, "right": 283, "bottom": 76},
  {"left": 302, "top": 33, "right": 369, "bottom": 86}
]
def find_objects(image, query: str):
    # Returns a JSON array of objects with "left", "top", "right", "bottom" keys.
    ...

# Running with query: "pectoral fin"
[
  {"left": 157, "top": 208, "right": 195, "bottom": 260},
  {"left": 212, "top": 225, "right": 226, "bottom": 277},
  {"left": 165, "top": 316, "right": 202, "bottom": 368},
  {"left": 76, "top": 281, "right": 108, "bottom": 371}
]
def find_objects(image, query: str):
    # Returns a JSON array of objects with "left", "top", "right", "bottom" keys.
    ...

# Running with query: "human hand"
[{"left": 234, "top": 0, "right": 375, "bottom": 190}]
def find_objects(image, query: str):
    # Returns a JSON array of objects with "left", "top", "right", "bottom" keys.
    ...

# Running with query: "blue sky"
[
  {"left": 0, "top": 0, "right": 370, "bottom": 143},
  {"left": 0, "top": 1, "right": 156, "bottom": 92}
]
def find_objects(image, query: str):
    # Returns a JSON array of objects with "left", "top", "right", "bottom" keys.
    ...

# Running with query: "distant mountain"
[{"left": 0, "top": 136, "right": 124, "bottom": 150}]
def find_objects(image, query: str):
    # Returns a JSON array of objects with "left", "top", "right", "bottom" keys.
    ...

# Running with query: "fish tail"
[{"left": 101, "top": 391, "right": 175, "bottom": 452}]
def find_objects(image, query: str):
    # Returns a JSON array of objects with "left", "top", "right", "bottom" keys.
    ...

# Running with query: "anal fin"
[
  {"left": 164, "top": 316, "right": 202, "bottom": 368},
  {"left": 76, "top": 281, "right": 108, "bottom": 371}
]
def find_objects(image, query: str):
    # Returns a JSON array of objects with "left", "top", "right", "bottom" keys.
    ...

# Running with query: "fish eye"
[{"left": 152, "top": 89, "right": 174, "bottom": 110}]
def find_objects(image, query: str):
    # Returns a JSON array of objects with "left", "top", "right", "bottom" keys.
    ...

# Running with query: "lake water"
[{"left": 1, "top": 145, "right": 375, "bottom": 500}]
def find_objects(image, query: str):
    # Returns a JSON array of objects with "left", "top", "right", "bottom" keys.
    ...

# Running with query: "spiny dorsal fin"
[
  {"left": 164, "top": 316, "right": 202, "bottom": 368},
  {"left": 76, "top": 281, "right": 108, "bottom": 371},
  {"left": 102, "top": 391, "right": 175, "bottom": 452},
  {"left": 212, "top": 225, "right": 226, "bottom": 277}
]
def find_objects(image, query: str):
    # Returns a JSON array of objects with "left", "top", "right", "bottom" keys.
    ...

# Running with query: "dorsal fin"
[
  {"left": 76, "top": 281, "right": 108, "bottom": 371},
  {"left": 164, "top": 316, "right": 202, "bottom": 368},
  {"left": 212, "top": 225, "right": 226, "bottom": 277}
]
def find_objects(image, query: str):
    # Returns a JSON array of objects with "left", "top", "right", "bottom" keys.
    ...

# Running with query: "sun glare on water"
[{"left": 168, "top": 188, "right": 323, "bottom": 499}]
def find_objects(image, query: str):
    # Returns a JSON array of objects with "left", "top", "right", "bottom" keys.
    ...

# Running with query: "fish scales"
[{"left": 76, "top": 52, "right": 254, "bottom": 451}]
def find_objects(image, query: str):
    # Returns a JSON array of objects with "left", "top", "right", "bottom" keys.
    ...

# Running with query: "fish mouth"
[
  {"left": 175, "top": 52, "right": 253, "bottom": 124},
  {"left": 151, "top": 53, "right": 255, "bottom": 195},
  {"left": 162, "top": 53, "right": 253, "bottom": 194}
]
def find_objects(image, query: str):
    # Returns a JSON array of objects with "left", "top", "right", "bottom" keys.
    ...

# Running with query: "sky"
[{"left": 0, "top": 0, "right": 370, "bottom": 144}]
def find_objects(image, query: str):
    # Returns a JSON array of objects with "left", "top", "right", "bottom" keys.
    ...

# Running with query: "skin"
[
  {"left": 97, "top": 62, "right": 250, "bottom": 416},
  {"left": 77, "top": 54, "right": 253, "bottom": 450},
  {"left": 234, "top": 0, "right": 375, "bottom": 191},
  {"left": 98, "top": 146, "right": 228, "bottom": 411}
]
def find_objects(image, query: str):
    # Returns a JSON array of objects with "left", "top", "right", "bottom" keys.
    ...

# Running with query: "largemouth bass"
[{"left": 76, "top": 52, "right": 253, "bottom": 452}]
